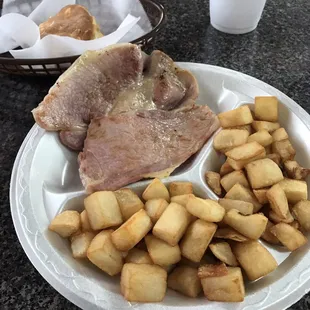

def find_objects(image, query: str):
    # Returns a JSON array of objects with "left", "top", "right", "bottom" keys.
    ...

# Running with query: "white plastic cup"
[{"left": 210, "top": 0, "right": 267, "bottom": 34}]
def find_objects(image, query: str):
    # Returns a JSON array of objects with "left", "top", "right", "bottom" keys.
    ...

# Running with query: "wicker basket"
[{"left": 0, "top": 0, "right": 166, "bottom": 76}]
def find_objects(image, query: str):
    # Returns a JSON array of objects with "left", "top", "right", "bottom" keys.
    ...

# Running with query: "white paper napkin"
[{"left": 0, "top": 0, "right": 152, "bottom": 58}]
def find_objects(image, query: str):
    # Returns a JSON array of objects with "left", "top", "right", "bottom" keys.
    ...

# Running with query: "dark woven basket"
[{"left": 0, "top": 0, "right": 166, "bottom": 76}]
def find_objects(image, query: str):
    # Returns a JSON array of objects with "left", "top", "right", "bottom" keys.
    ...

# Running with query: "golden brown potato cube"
[
  {"left": 180, "top": 220, "right": 217, "bottom": 262},
  {"left": 170, "top": 194, "right": 195, "bottom": 207},
  {"left": 218, "top": 106, "right": 253, "bottom": 128},
  {"left": 266, "top": 153, "right": 281, "bottom": 166},
  {"left": 220, "top": 160, "right": 234, "bottom": 176},
  {"left": 121, "top": 263, "right": 167, "bottom": 302},
  {"left": 87, "top": 230, "right": 123, "bottom": 276},
  {"left": 278, "top": 178, "right": 308, "bottom": 204},
  {"left": 198, "top": 263, "right": 228, "bottom": 278},
  {"left": 142, "top": 178, "right": 170, "bottom": 202},
  {"left": 80, "top": 210, "right": 95, "bottom": 232},
  {"left": 145, "top": 198, "right": 168, "bottom": 224},
  {"left": 186, "top": 196, "right": 225, "bottom": 222},
  {"left": 218, "top": 198, "right": 253, "bottom": 215},
  {"left": 214, "top": 227, "right": 249, "bottom": 242},
  {"left": 269, "top": 210, "right": 294, "bottom": 224},
  {"left": 168, "top": 266, "right": 202, "bottom": 298},
  {"left": 145, "top": 234, "right": 181, "bottom": 266},
  {"left": 201, "top": 267, "right": 245, "bottom": 302},
  {"left": 111, "top": 209, "right": 152, "bottom": 251},
  {"left": 224, "top": 209, "right": 268, "bottom": 239},
  {"left": 233, "top": 241, "right": 278, "bottom": 280},
  {"left": 213, "top": 129, "right": 249, "bottom": 152},
  {"left": 252, "top": 121, "right": 280, "bottom": 133},
  {"left": 270, "top": 222, "right": 308, "bottom": 251},
  {"left": 272, "top": 127, "right": 289, "bottom": 142},
  {"left": 84, "top": 191, "right": 123, "bottom": 230},
  {"left": 267, "top": 184, "right": 289, "bottom": 218},
  {"left": 169, "top": 182, "right": 193, "bottom": 197},
  {"left": 253, "top": 188, "right": 269, "bottom": 204},
  {"left": 254, "top": 96, "right": 278, "bottom": 122},
  {"left": 225, "top": 183, "right": 262, "bottom": 213},
  {"left": 220, "top": 170, "right": 249, "bottom": 192},
  {"left": 125, "top": 248, "right": 153, "bottom": 264},
  {"left": 209, "top": 242, "right": 238, "bottom": 266},
  {"left": 247, "top": 130, "right": 273, "bottom": 147},
  {"left": 153, "top": 202, "right": 191, "bottom": 246},
  {"left": 284, "top": 161, "right": 310, "bottom": 180},
  {"left": 205, "top": 171, "right": 222, "bottom": 196},
  {"left": 227, "top": 150, "right": 266, "bottom": 170},
  {"left": 49, "top": 210, "right": 81, "bottom": 238},
  {"left": 261, "top": 220, "right": 280, "bottom": 244},
  {"left": 114, "top": 188, "right": 144, "bottom": 220},
  {"left": 272, "top": 139, "right": 296, "bottom": 161},
  {"left": 245, "top": 158, "right": 284, "bottom": 189},
  {"left": 225, "top": 141, "right": 265, "bottom": 161},
  {"left": 71, "top": 232, "right": 95, "bottom": 258},
  {"left": 292, "top": 200, "right": 310, "bottom": 231}
]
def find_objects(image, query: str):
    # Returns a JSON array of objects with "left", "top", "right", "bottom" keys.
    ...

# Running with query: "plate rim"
[{"left": 10, "top": 62, "right": 310, "bottom": 310}]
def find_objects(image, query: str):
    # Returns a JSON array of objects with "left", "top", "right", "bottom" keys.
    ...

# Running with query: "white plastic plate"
[{"left": 10, "top": 63, "right": 310, "bottom": 310}]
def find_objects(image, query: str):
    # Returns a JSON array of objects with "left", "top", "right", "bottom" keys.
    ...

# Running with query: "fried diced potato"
[
  {"left": 247, "top": 130, "right": 273, "bottom": 147},
  {"left": 142, "top": 178, "right": 170, "bottom": 202},
  {"left": 261, "top": 221, "right": 280, "bottom": 244},
  {"left": 227, "top": 150, "right": 266, "bottom": 170},
  {"left": 214, "top": 227, "right": 249, "bottom": 242},
  {"left": 266, "top": 184, "right": 289, "bottom": 218},
  {"left": 153, "top": 202, "right": 191, "bottom": 246},
  {"left": 224, "top": 209, "right": 268, "bottom": 239},
  {"left": 168, "top": 266, "right": 202, "bottom": 298},
  {"left": 84, "top": 191, "right": 123, "bottom": 230},
  {"left": 270, "top": 223, "right": 308, "bottom": 251},
  {"left": 145, "top": 234, "right": 181, "bottom": 266},
  {"left": 87, "top": 230, "right": 123, "bottom": 276},
  {"left": 220, "top": 160, "right": 234, "bottom": 176},
  {"left": 111, "top": 209, "right": 152, "bottom": 251},
  {"left": 49, "top": 210, "right": 81, "bottom": 238},
  {"left": 80, "top": 210, "right": 95, "bottom": 232},
  {"left": 272, "top": 127, "right": 289, "bottom": 142},
  {"left": 225, "top": 141, "right": 265, "bottom": 161},
  {"left": 198, "top": 263, "right": 228, "bottom": 278},
  {"left": 252, "top": 121, "right": 280, "bottom": 133},
  {"left": 278, "top": 178, "right": 308, "bottom": 204},
  {"left": 265, "top": 145, "right": 272, "bottom": 154},
  {"left": 284, "top": 161, "right": 310, "bottom": 180},
  {"left": 180, "top": 220, "right": 217, "bottom": 262},
  {"left": 220, "top": 170, "right": 249, "bottom": 192},
  {"left": 71, "top": 232, "right": 95, "bottom": 258},
  {"left": 272, "top": 139, "right": 296, "bottom": 161},
  {"left": 266, "top": 153, "right": 281, "bottom": 166},
  {"left": 233, "top": 241, "right": 278, "bottom": 281},
  {"left": 231, "top": 124, "right": 252, "bottom": 134},
  {"left": 253, "top": 188, "right": 269, "bottom": 204},
  {"left": 209, "top": 242, "right": 238, "bottom": 266},
  {"left": 170, "top": 194, "right": 195, "bottom": 207},
  {"left": 225, "top": 183, "right": 262, "bottom": 213},
  {"left": 145, "top": 198, "right": 169, "bottom": 224},
  {"left": 114, "top": 188, "right": 144, "bottom": 220},
  {"left": 201, "top": 267, "right": 245, "bottom": 302},
  {"left": 121, "top": 263, "right": 167, "bottom": 302},
  {"left": 218, "top": 106, "right": 253, "bottom": 128},
  {"left": 213, "top": 129, "right": 249, "bottom": 152},
  {"left": 269, "top": 210, "right": 294, "bottom": 224},
  {"left": 205, "top": 171, "right": 222, "bottom": 196},
  {"left": 186, "top": 197, "right": 225, "bottom": 222},
  {"left": 218, "top": 198, "right": 253, "bottom": 215},
  {"left": 254, "top": 96, "right": 278, "bottom": 122},
  {"left": 245, "top": 158, "right": 284, "bottom": 189},
  {"left": 292, "top": 200, "right": 310, "bottom": 231},
  {"left": 169, "top": 182, "right": 193, "bottom": 197},
  {"left": 125, "top": 248, "right": 153, "bottom": 264}
]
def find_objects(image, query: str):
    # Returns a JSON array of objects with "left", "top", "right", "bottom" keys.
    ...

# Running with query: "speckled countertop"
[{"left": 0, "top": 0, "right": 309, "bottom": 309}]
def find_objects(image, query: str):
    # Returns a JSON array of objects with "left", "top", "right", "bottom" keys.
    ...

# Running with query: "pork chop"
[{"left": 79, "top": 105, "right": 220, "bottom": 193}]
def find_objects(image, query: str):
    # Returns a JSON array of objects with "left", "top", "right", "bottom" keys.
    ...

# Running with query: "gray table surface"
[{"left": 0, "top": 0, "right": 310, "bottom": 309}]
